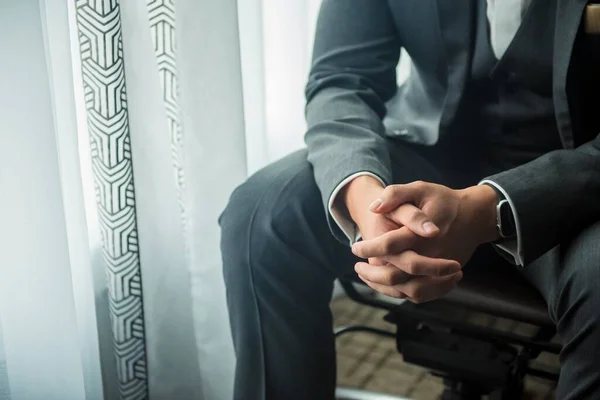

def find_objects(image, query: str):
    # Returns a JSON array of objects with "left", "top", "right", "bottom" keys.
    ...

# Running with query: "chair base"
[
  {"left": 336, "top": 280, "right": 559, "bottom": 400},
  {"left": 335, "top": 322, "right": 526, "bottom": 400},
  {"left": 391, "top": 312, "right": 528, "bottom": 400},
  {"left": 401, "top": 327, "right": 523, "bottom": 397}
]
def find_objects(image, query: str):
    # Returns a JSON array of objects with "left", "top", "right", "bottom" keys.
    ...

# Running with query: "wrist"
[
  {"left": 458, "top": 185, "right": 500, "bottom": 244},
  {"left": 341, "top": 176, "right": 385, "bottom": 226}
]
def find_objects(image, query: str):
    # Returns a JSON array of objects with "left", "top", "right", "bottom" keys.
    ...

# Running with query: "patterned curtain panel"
[
  {"left": 0, "top": 0, "right": 246, "bottom": 397},
  {"left": 74, "top": 1, "right": 184, "bottom": 398},
  {"left": 74, "top": 1, "right": 149, "bottom": 398},
  {"left": 148, "top": 0, "right": 186, "bottom": 218}
]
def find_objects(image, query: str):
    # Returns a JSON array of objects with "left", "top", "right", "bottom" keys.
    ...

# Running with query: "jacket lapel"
[
  {"left": 554, "top": 0, "right": 588, "bottom": 149},
  {"left": 436, "top": 0, "right": 476, "bottom": 127}
]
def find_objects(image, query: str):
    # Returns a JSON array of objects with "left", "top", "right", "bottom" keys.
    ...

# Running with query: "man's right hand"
[
  {"left": 342, "top": 175, "right": 397, "bottom": 243},
  {"left": 341, "top": 176, "right": 463, "bottom": 302}
]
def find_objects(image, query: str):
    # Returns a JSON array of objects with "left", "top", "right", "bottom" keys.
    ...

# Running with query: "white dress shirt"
[
  {"left": 486, "top": 0, "right": 532, "bottom": 58},
  {"left": 329, "top": 0, "right": 531, "bottom": 265}
]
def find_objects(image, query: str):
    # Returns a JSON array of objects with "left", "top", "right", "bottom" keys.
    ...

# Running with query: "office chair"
[{"left": 335, "top": 257, "right": 561, "bottom": 400}]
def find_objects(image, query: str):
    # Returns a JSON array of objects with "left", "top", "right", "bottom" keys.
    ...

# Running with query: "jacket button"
[{"left": 393, "top": 128, "right": 410, "bottom": 136}]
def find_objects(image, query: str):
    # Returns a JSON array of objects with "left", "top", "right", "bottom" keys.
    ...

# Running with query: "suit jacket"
[{"left": 305, "top": 0, "right": 600, "bottom": 265}]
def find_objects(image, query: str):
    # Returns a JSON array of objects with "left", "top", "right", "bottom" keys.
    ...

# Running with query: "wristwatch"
[
  {"left": 496, "top": 199, "right": 517, "bottom": 239},
  {"left": 485, "top": 184, "right": 517, "bottom": 239}
]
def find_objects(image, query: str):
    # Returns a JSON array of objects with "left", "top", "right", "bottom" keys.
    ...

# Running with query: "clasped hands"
[{"left": 343, "top": 176, "right": 499, "bottom": 303}]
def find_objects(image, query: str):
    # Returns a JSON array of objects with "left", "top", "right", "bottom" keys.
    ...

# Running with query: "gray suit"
[
  {"left": 220, "top": 1, "right": 600, "bottom": 399},
  {"left": 305, "top": 0, "right": 600, "bottom": 264}
]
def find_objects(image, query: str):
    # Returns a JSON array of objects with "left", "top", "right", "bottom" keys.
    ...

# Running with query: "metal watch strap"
[
  {"left": 496, "top": 199, "right": 511, "bottom": 238},
  {"left": 483, "top": 183, "right": 516, "bottom": 239}
]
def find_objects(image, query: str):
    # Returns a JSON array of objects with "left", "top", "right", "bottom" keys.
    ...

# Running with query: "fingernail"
[
  {"left": 354, "top": 264, "right": 362, "bottom": 273},
  {"left": 422, "top": 221, "right": 437, "bottom": 234},
  {"left": 369, "top": 198, "right": 382, "bottom": 211}
]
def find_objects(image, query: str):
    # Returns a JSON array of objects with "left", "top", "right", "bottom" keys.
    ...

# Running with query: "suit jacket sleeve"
[
  {"left": 485, "top": 135, "right": 600, "bottom": 265},
  {"left": 305, "top": 0, "right": 401, "bottom": 243}
]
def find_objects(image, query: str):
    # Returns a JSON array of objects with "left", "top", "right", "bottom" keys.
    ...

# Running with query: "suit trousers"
[{"left": 219, "top": 139, "right": 600, "bottom": 400}]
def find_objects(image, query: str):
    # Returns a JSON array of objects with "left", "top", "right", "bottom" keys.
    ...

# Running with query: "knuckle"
[
  {"left": 403, "top": 285, "right": 416, "bottom": 299},
  {"left": 404, "top": 260, "right": 417, "bottom": 275},
  {"left": 386, "top": 185, "right": 400, "bottom": 198},
  {"left": 382, "top": 273, "right": 395, "bottom": 286},
  {"left": 391, "top": 271, "right": 408, "bottom": 285},
  {"left": 408, "top": 290, "right": 424, "bottom": 303},
  {"left": 408, "top": 209, "right": 422, "bottom": 222},
  {"left": 381, "top": 237, "right": 394, "bottom": 254},
  {"left": 411, "top": 286, "right": 424, "bottom": 302},
  {"left": 412, "top": 180, "right": 425, "bottom": 189}
]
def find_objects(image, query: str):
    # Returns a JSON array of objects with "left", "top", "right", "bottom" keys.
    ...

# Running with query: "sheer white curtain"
[
  {"left": 238, "top": 0, "right": 323, "bottom": 173},
  {"left": 238, "top": 0, "right": 410, "bottom": 172},
  {"left": 0, "top": 1, "right": 408, "bottom": 399},
  {"left": 0, "top": 2, "right": 92, "bottom": 399},
  {"left": 1, "top": 0, "right": 240, "bottom": 398}
]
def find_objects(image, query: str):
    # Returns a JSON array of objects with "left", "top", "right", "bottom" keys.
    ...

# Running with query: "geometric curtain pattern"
[
  {"left": 147, "top": 0, "right": 187, "bottom": 225},
  {"left": 74, "top": 1, "right": 148, "bottom": 398},
  {"left": 147, "top": 0, "right": 183, "bottom": 185}
]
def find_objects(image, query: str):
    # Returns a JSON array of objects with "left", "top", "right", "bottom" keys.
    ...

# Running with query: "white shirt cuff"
[
  {"left": 479, "top": 179, "right": 524, "bottom": 266},
  {"left": 328, "top": 172, "right": 386, "bottom": 245}
]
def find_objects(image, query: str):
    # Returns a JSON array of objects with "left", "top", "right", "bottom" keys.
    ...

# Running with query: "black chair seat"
[
  {"left": 338, "top": 254, "right": 560, "bottom": 399},
  {"left": 439, "top": 262, "right": 553, "bottom": 327}
]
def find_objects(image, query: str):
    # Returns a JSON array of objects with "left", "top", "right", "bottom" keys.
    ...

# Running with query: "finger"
[
  {"left": 359, "top": 269, "right": 463, "bottom": 303},
  {"left": 385, "top": 203, "right": 439, "bottom": 237},
  {"left": 352, "top": 227, "right": 417, "bottom": 259},
  {"left": 368, "top": 257, "right": 387, "bottom": 266},
  {"left": 354, "top": 262, "right": 412, "bottom": 286},
  {"left": 357, "top": 274, "right": 407, "bottom": 299},
  {"left": 369, "top": 181, "right": 428, "bottom": 214},
  {"left": 399, "top": 272, "right": 463, "bottom": 303},
  {"left": 380, "top": 250, "right": 461, "bottom": 277}
]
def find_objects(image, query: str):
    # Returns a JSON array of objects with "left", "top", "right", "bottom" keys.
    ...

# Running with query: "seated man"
[{"left": 220, "top": 1, "right": 600, "bottom": 399}]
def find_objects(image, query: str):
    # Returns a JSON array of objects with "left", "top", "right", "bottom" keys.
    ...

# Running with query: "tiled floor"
[{"left": 332, "top": 296, "right": 559, "bottom": 399}]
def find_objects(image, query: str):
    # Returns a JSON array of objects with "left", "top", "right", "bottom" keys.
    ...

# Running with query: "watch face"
[{"left": 499, "top": 200, "right": 517, "bottom": 237}]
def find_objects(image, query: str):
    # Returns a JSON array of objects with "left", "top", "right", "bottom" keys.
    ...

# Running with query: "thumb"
[
  {"left": 369, "top": 182, "right": 427, "bottom": 214},
  {"left": 386, "top": 203, "right": 439, "bottom": 237}
]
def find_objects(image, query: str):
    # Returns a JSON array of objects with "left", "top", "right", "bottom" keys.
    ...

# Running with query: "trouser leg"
[
  {"left": 520, "top": 221, "right": 600, "bottom": 399},
  {"left": 220, "top": 150, "right": 356, "bottom": 400},
  {"left": 220, "top": 143, "right": 453, "bottom": 399}
]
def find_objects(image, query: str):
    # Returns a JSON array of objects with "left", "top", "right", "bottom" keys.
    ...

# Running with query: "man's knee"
[
  {"left": 219, "top": 150, "right": 322, "bottom": 272},
  {"left": 219, "top": 179, "right": 256, "bottom": 252}
]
